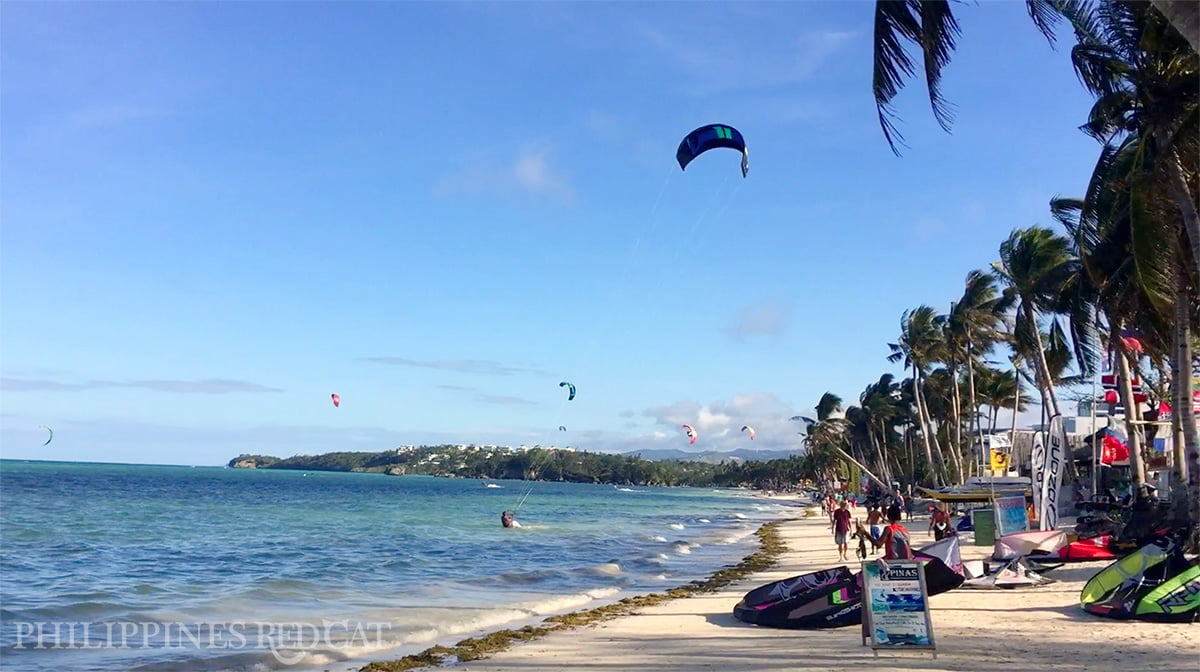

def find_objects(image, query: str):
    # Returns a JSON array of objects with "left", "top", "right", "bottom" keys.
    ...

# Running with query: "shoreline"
[
  {"left": 360, "top": 510, "right": 798, "bottom": 672},
  {"left": 366, "top": 510, "right": 1198, "bottom": 672}
]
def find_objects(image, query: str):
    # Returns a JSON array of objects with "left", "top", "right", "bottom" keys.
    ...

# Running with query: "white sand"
[{"left": 454, "top": 514, "right": 1198, "bottom": 672}]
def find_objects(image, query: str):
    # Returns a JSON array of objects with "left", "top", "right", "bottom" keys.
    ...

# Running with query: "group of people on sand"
[{"left": 828, "top": 490, "right": 955, "bottom": 563}]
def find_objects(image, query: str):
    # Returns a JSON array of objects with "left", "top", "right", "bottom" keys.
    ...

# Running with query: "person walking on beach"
[
  {"left": 929, "top": 503, "right": 952, "bottom": 541},
  {"left": 866, "top": 505, "right": 884, "bottom": 546},
  {"left": 831, "top": 499, "right": 853, "bottom": 562},
  {"left": 879, "top": 507, "right": 914, "bottom": 560}
]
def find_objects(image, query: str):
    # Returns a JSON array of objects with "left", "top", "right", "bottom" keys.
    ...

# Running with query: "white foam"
[
  {"left": 586, "top": 562, "right": 622, "bottom": 576},
  {"left": 649, "top": 535, "right": 667, "bottom": 542},
  {"left": 716, "top": 528, "right": 756, "bottom": 545},
  {"left": 670, "top": 541, "right": 692, "bottom": 555},
  {"left": 668, "top": 523, "right": 685, "bottom": 530},
  {"left": 698, "top": 518, "right": 711, "bottom": 523}
]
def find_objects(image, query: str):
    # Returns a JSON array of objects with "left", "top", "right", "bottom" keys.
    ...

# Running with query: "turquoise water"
[{"left": 0, "top": 460, "right": 792, "bottom": 671}]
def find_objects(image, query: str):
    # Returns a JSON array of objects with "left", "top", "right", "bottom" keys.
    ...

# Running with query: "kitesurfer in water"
[{"left": 501, "top": 510, "right": 519, "bottom": 528}]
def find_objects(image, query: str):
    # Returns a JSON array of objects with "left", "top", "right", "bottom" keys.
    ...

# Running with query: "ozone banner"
[
  {"left": 1038, "top": 415, "right": 1067, "bottom": 531},
  {"left": 1031, "top": 430, "right": 1046, "bottom": 530}
]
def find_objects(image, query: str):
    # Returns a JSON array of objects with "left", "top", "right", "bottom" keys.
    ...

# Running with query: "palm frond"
[
  {"left": 873, "top": 0, "right": 924, "bottom": 155},
  {"left": 917, "top": 1, "right": 961, "bottom": 131}
]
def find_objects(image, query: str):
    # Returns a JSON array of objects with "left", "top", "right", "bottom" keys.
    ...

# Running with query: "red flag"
[{"left": 1100, "top": 432, "right": 1129, "bottom": 466}]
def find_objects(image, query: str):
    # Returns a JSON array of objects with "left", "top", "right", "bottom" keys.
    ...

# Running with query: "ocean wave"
[
  {"left": 670, "top": 541, "right": 692, "bottom": 555},
  {"left": 714, "top": 528, "right": 756, "bottom": 545},
  {"left": 495, "top": 569, "right": 567, "bottom": 585},
  {"left": 580, "top": 562, "right": 622, "bottom": 577},
  {"left": 668, "top": 523, "right": 685, "bottom": 530}
]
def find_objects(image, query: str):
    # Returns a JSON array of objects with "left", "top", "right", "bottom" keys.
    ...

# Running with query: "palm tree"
[
  {"left": 945, "top": 270, "right": 1012, "bottom": 475},
  {"left": 888, "top": 306, "right": 950, "bottom": 485},
  {"left": 1063, "top": 0, "right": 1200, "bottom": 283},
  {"left": 871, "top": 1, "right": 1198, "bottom": 154},
  {"left": 794, "top": 393, "right": 890, "bottom": 491},
  {"left": 992, "top": 226, "right": 1083, "bottom": 421},
  {"left": 1056, "top": 0, "right": 1199, "bottom": 500},
  {"left": 975, "top": 365, "right": 1028, "bottom": 431}
]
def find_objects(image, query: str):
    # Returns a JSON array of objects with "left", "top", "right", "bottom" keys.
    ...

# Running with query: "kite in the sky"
[
  {"left": 331, "top": 393, "right": 341, "bottom": 408},
  {"left": 682, "top": 424, "right": 697, "bottom": 446},
  {"left": 558, "top": 425, "right": 567, "bottom": 431},
  {"left": 676, "top": 124, "right": 748, "bottom": 178},
  {"left": 741, "top": 425, "right": 756, "bottom": 440},
  {"left": 560, "top": 382, "right": 576, "bottom": 401},
  {"left": 39, "top": 425, "right": 53, "bottom": 446}
]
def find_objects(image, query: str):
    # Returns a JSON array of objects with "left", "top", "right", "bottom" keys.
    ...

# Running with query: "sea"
[{"left": 0, "top": 460, "right": 799, "bottom": 672}]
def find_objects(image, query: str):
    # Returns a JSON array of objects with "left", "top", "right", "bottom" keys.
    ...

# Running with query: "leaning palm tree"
[{"left": 794, "top": 393, "right": 890, "bottom": 491}]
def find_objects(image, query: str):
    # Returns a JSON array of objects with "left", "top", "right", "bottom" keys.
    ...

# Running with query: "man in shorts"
[{"left": 831, "top": 499, "right": 853, "bottom": 562}]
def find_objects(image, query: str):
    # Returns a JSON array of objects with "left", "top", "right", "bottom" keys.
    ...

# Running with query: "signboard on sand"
[
  {"left": 1032, "top": 416, "right": 1066, "bottom": 531},
  {"left": 994, "top": 494, "right": 1029, "bottom": 537},
  {"left": 861, "top": 560, "right": 937, "bottom": 657}
]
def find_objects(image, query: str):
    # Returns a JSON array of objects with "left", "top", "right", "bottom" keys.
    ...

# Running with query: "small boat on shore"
[{"left": 919, "top": 476, "right": 1033, "bottom": 502}]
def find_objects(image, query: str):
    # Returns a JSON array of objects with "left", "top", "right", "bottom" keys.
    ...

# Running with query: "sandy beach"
[{"left": 452, "top": 503, "right": 1198, "bottom": 672}]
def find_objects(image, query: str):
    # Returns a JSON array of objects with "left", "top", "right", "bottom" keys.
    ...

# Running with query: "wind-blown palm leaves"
[
  {"left": 871, "top": 1, "right": 1197, "bottom": 155},
  {"left": 888, "top": 306, "right": 951, "bottom": 485}
]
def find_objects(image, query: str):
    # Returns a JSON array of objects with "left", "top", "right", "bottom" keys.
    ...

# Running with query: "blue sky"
[{"left": 1, "top": 2, "right": 1102, "bottom": 465}]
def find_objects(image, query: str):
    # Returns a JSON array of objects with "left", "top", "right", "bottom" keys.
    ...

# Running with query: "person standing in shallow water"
[
  {"left": 501, "top": 510, "right": 518, "bottom": 528},
  {"left": 831, "top": 500, "right": 853, "bottom": 562}
]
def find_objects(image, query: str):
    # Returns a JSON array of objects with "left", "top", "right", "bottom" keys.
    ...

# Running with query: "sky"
[{"left": 1, "top": 1, "right": 1104, "bottom": 466}]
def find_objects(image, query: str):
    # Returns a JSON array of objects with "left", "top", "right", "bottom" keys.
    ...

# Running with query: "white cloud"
[
  {"left": 634, "top": 21, "right": 857, "bottom": 96},
  {"left": 638, "top": 393, "right": 807, "bottom": 452},
  {"left": 724, "top": 302, "right": 789, "bottom": 342},
  {"left": 0, "top": 377, "right": 282, "bottom": 394},
  {"left": 364, "top": 358, "right": 544, "bottom": 376},
  {"left": 433, "top": 150, "right": 574, "bottom": 205}
]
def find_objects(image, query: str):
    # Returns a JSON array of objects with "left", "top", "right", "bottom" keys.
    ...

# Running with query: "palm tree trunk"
[
  {"left": 1027, "top": 305, "right": 1064, "bottom": 417},
  {"left": 1165, "top": 151, "right": 1200, "bottom": 282},
  {"left": 951, "top": 359, "right": 965, "bottom": 482},
  {"left": 912, "top": 374, "right": 941, "bottom": 486},
  {"left": 1149, "top": 1, "right": 1200, "bottom": 60},
  {"left": 1113, "top": 324, "right": 1148, "bottom": 491},
  {"left": 960, "top": 338, "right": 979, "bottom": 475},
  {"left": 921, "top": 379, "right": 950, "bottom": 482},
  {"left": 871, "top": 421, "right": 892, "bottom": 486},
  {"left": 831, "top": 439, "right": 889, "bottom": 491},
  {"left": 1170, "top": 299, "right": 1192, "bottom": 520}
]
